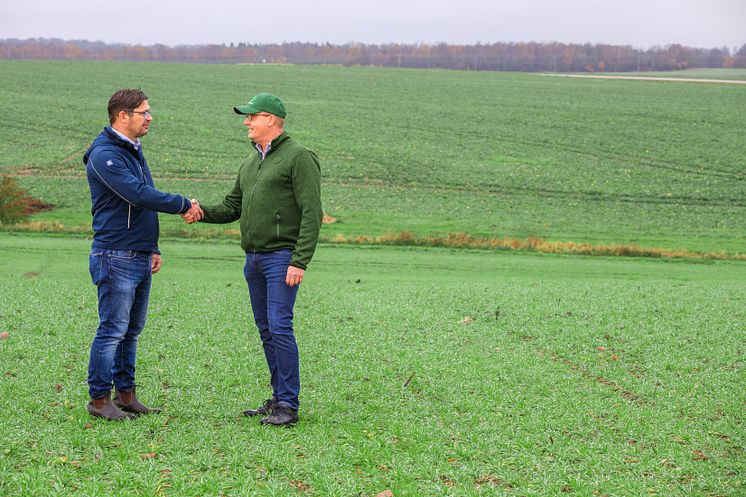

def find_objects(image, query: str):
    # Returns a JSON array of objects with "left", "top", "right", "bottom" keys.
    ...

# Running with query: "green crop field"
[
  {"left": 0, "top": 61, "right": 744, "bottom": 496},
  {"left": 0, "top": 60, "right": 744, "bottom": 254},
  {"left": 611, "top": 68, "right": 746, "bottom": 81},
  {"left": 1, "top": 234, "right": 744, "bottom": 496}
]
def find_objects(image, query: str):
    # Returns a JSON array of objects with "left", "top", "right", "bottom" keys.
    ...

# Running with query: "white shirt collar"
[{"left": 111, "top": 127, "right": 141, "bottom": 151}]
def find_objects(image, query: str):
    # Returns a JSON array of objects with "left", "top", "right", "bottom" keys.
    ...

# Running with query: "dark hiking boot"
[
  {"left": 260, "top": 405, "right": 298, "bottom": 426},
  {"left": 114, "top": 387, "right": 161, "bottom": 415},
  {"left": 243, "top": 397, "right": 278, "bottom": 417},
  {"left": 87, "top": 393, "right": 134, "bottom": 421}
]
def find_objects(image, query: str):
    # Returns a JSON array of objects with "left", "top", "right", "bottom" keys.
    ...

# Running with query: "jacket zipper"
[
  {"left": 246, "top": 161, "right": 262, "bottom": 248},
  {"left": 246, "top": 162, "right": 262, "bottom": 217},
  {"left": 130, "top": 156, "right": 144, "bottom": 231}
]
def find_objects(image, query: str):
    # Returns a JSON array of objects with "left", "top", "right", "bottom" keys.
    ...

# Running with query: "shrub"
[{"left": 0, "top": 176, "right": 51, "bottom": 224}]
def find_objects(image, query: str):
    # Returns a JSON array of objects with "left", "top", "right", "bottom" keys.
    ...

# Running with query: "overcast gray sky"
[{"left": 1, "top": 0, "right": 744, "bottom": 49}]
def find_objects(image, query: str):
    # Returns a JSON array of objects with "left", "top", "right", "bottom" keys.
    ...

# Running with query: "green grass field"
[
  {"left": 1, "top": 234, "right": 744, "bottom": 496},
  {"left": 611, "top": 69, "right": 746, "bottom": 81},
  {"left": 1, "top": 61, "right": 744, "bottom": 254},
  {"left": 0, "top": 61, "right": 744, "bottom": 496}
]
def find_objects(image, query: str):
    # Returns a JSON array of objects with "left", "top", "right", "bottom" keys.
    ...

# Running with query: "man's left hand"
[
  {"left": 286, "top": 265, "right": 304, "bottom": 287},
  {"left": 152, "top": 254, "right": 162, "bottom": 274}
]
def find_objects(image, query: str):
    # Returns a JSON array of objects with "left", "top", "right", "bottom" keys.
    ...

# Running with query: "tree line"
[{"left": 2, "top": 38, "right": 745, "bottom": 72}]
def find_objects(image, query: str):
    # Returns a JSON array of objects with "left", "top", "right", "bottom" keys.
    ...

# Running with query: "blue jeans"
[
  {"left": 87, "top": 249, "right": 152, "bottom": 399},
  {"left": 244, "top": 250, "right": 300, "bottom": 410}
]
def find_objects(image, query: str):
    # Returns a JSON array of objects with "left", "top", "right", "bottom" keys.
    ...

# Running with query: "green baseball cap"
[{"left": 234, "top": 92, "right": 286, "bottom": 118}]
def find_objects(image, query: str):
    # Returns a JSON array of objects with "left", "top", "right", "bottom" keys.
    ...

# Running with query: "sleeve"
[
  {"left": 290, "top": 150, "right": 323, "bottom": 269},
  {"left": 89, "top": 153, "right": 191, "bottom": 214},
  {"left": 200, "top": 171, "right": 244, "bottom": 224}
]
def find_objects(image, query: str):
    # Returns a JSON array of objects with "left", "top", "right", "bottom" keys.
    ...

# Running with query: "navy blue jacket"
[{"left": 84, "top": 127, "right": 191, "bottom": 253}]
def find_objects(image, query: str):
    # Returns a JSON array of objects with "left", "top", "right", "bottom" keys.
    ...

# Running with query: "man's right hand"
[{"left": 182, "top": 198, "right": 204, "bottom": 224}]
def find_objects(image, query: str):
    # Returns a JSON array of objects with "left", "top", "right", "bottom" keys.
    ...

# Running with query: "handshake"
[{"left": 182, "top": 198, "right": 204, "bottom": 224}]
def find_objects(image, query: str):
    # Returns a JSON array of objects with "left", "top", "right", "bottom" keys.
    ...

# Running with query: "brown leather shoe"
[
  {"left": 87, "top": 392, "right": 134, "bottom": 421},
  {"left": 114, "top": 387, "right": 161, "bottom": 415},
  {"left": 243, "top": 397, "right": 278, "bottom": 417},
  {"left": 260, "top": 405, "right": 298, "bottom": 426}
]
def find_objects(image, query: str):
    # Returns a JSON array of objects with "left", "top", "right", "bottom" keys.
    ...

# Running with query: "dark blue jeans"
[
  {"left": 87, "top": 249, "right": 152, "bottom": 399},
  {"left": 244, "top": 250, "right": 300, "bottom": 410}
]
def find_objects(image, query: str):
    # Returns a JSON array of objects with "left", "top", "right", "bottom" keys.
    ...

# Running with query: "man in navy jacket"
[{"left": 84, "top": 88, "right": 201, "bottom": 420}]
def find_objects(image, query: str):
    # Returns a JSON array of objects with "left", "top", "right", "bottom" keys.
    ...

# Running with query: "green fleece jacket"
[{"left": 201, "top": 132, "right": 322, "bottom": 269}]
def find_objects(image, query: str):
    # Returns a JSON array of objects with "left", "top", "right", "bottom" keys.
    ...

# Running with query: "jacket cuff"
[{"left": 290, "top": 260, "right": 307, "bottom": 270}]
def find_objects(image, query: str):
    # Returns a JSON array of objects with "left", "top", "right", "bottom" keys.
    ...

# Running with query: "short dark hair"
[{"left": 107, "top": 88, "right": 148, "bottom": 124}]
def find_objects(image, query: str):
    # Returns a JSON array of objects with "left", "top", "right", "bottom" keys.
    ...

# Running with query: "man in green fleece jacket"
[{"left": 184, "top": 93, "right": 322, "bottom": 425}]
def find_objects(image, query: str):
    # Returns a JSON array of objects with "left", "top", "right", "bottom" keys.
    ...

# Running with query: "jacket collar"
[
  {"left": 104, "top": 126, "right": 141, "bottom": 152},
  {"left": 109, "top": 127, "right": 141, "bottom": 150},
  {"left": 253, "top": 131, "right": 289, "bottom": 158}
]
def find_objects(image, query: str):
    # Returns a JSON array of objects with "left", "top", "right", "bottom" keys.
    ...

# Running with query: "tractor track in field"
[
  {"left": 5, "top": 169, "right": 746, "bottom": 208},
  {"left": 321, "top": 178, "right": 746, "bottom": 208},
  {"left": 500, "top": 135, "right": 745, "bottom": 182},
  {"left": 406, "top": 124, "right": 746, "bottom": 183},
  {"left": 516, "top": 333, "right": 648, "bottom": 407},
  {"left": 4, "top": 112, "right": 745, "bottom": 183},
  {"left": 539, "top": 73, "right": 746, "bottom": 85}
]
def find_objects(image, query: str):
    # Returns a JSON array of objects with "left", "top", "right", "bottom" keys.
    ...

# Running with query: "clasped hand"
[{"left": 182, "top": 198, "right": 204, "bottom": 224}]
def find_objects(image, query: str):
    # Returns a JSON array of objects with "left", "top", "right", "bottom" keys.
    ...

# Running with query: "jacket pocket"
[{"left": 275, "top": 214, "right": 281, "bottom": 243}]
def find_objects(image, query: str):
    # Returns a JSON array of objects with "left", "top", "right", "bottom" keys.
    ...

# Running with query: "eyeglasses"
[
  {"left": 245, "top": 113, "right": 272, "bottom": 120},
  {"left": 128, "top": 109, "right": 152, "bottom": 118}
]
